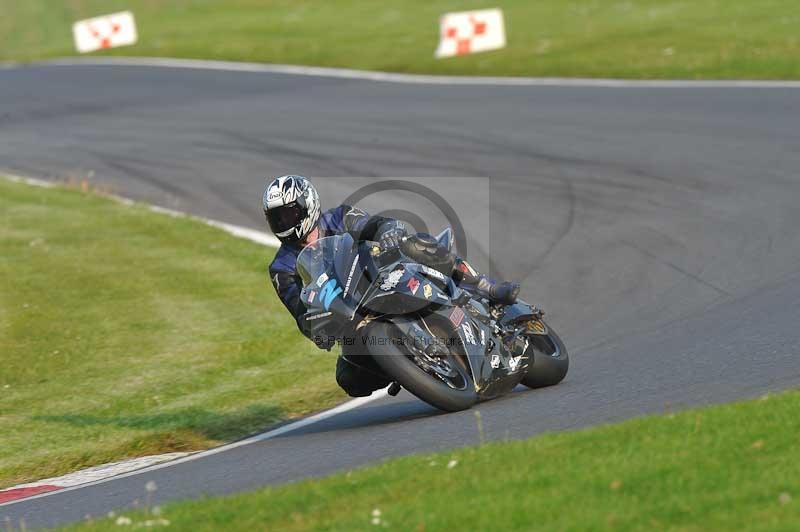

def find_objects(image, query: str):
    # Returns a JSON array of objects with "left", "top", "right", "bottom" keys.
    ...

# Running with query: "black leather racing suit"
[{"left": 269, "top": 205, "right": 401, "bottom": 396}]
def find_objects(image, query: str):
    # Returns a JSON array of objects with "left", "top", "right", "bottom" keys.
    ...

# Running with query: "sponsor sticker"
[
  {"left": 308, "top": 290, "right": 316, "bottom": 303},
  {"left": 380, "top": 269, "right": 404, "bottom": 291},
  {"left": 306, "top": 311, "right": 333, "bottom": 321},
  {"left": 421, "top": 265, "right": 446, "bottom": 282},
  {"left": 320, "top": 279, "right": 343, "bottom": 311},
  {"left": 343, "top": 257, "right": 360, "bottom": 296},
  {"left": 508, "top": 355, "right": 523, "bottom": 371},
  {"left": 449, "top": 306, "right": 465, "bottom": 327},
  {"left": 345, "top": 209, "right": 366, "bottom": 222},
  {"left": 459, "top": 260, "right": 479, "bottom": 277},
  {"left": 490, "top": 354, "right": 501, "bottom": 369},
  {"left": 407, "top": 277, "right": 420, "bottom": 295},
  {"left": 316, "top": 272, "right": 329, "bottom": 287},
  {"left": 479, "top": 328, "right": 485, "bottom": 345},
  {"left": 462, "top": 323, "right": 477, "bottom": 345},
  {"left": 423, "top": 283, "right": 433, "bottom": 299}
]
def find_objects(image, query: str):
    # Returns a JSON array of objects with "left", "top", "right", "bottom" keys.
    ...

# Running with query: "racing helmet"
[{"left": 263, "top": 175, "right": 321, "bottom": 243}]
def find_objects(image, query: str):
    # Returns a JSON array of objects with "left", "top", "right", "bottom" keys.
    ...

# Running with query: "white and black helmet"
[{"left": 263, "top": 175, "right": 321, "bottom": 243}]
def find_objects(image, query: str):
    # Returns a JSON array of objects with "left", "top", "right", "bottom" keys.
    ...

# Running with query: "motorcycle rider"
[{"left": 264, "top": 175, "right": 520, "bottom": 397}]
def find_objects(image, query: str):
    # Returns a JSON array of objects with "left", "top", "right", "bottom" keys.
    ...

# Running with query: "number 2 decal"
[{"left": 319, "top": 279, "right": 343, "bottom": 311}]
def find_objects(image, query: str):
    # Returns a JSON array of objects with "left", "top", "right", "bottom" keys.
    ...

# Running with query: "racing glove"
[
  {"left": 377, "top": 221, "right": 406, "bottom": 250},
  {"left": 312, "top": 334, "right": 336, "bottom": 351}
]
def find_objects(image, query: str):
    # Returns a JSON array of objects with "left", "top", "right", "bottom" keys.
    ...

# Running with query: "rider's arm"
[
  {"left": 270, "top": 257, "right": 340, "bottom": 350},
  {"left": 270, "top": 266, "right": 337, "bottom": 350},
  {"left": 269, "top": 266, "right": 308, "bottom": 334},
  {"left": 337, "top": 205, "right": 405, "bottom": 243}
]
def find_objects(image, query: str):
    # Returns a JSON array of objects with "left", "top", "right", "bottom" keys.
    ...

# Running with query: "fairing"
[{"left": 295, "top": 232, "right": 534, "bottom": 399}]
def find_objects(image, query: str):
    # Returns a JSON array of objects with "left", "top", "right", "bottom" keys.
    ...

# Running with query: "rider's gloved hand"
[
  {"left": 378, "top": 221, "right": 406, "bottom": 250},
  {"left": 313, "top": 334, "right": 336, "bottom": 351}
]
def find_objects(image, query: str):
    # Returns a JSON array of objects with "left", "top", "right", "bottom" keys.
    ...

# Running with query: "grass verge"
[
  {"left": 1, "top": 1, "right": 799, "bottom": 79},
  {"left": 65, "top": 389, "right": 800, "bottom": 531},
  {"left": 0, "top": 177, "right": 343, "bottom": 489}
]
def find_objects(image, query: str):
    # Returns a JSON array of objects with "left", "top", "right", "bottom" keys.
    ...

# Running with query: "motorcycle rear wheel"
[{"left": 367, "top": 321, "right": 478, "bottom": 412}]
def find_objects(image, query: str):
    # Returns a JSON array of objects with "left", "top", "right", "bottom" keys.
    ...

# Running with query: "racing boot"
[
  {"left": 456, "top": 259, "right": 520, "bottom": 305},
  {"left": 476, "top": 277, "right": 520, "bottom": 306}
]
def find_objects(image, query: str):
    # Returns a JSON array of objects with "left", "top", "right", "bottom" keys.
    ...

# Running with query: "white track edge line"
[
  {"left": 0, "top": 389, "right": 390, "bottom": 507},
  {"left": 3, "top": 56, "right": 800, "bottom": 88},
  {"left": 0, "top": 390, "right": 389, "bottom": 507},
  {"left": 0, "top": 172, "right": 390, "bottom": 506},
  {"left": 1, "top": 172, "right": 281, "bottom": 248},
  {"left": 8, "top": 453, "right": 194, "bottom": 490}
]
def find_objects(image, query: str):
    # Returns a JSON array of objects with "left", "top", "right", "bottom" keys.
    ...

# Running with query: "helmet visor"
[{"left": 266, "top": 202, "right": 306, "bottom": 239}]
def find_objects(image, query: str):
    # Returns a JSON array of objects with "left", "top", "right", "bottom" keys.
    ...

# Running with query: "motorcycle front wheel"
[
  {"left": 366, "top": 321, "right": 478, "bottom": 412},
  {"left": 520, "top": 324, "right": 569, "bottom": 389}
]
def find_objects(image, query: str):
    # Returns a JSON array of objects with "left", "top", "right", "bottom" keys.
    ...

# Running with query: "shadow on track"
[
  {"left": 278, "top": 385, "right": 547, "bottom": 439},
  {"left": 278, "top": 394, "right": 442, "bottom": 438}
]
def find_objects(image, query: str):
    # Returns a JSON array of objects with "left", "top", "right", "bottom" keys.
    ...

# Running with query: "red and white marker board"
[
  {"left": 435, "top": 8, "right": 506, "bottom": 58},
  {"left": 73, "top": 11, "right": 137, "bottom": 54}
]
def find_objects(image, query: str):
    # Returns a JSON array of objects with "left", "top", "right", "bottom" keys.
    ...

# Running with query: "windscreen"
[{"left": 296, "top": 233, "right": 356, "bottom": 289}]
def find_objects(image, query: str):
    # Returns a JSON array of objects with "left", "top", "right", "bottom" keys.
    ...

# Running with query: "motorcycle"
[{"left": 296, "top": 229, "right": 569, "bottom": 412}]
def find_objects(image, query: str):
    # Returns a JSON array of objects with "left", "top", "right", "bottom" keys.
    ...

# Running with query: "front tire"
[
  {"left": 366, "top": 321, "right": 478, "bottom": 412},
  {"left": 521, "top": 325, "right": 569, "bottom": 389}
]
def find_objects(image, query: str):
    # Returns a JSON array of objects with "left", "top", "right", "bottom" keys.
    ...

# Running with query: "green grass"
[
  {"left": 66, "top": 390, "right": 800, "bottom": 531},
  {"left": 1, "top": 1, "right": 799, "bottom": 79},
  {"left": 0, "top": 178, "right": 345, "bottom": 489}
]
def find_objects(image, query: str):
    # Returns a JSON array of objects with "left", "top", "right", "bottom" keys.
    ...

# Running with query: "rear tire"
[
  {"left": 521, "top": 325, "right": 569, "bottom": 389},
  {"left": 366, "top": 321, "right": 478, "bottom": 412}
]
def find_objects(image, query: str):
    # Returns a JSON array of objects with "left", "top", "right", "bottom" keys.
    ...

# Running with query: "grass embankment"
[
  {"left": 0, "top": 178, "right": 343, "bottom": 489},
  {"left": 1, "top": 1, "right": 799, "bottom": 79},
  {"left": 68, "top": 390, "right": 800, "bottom": 531}
]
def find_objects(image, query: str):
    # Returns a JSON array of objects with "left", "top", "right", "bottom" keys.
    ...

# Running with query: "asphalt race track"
[{"left": 2, "top": 62, "right": 800, "bottom": 527}]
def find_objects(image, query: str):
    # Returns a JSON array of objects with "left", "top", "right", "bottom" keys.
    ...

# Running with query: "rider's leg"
[{"left": 453, "top": 258, "right": 520, "bottom": 305}]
